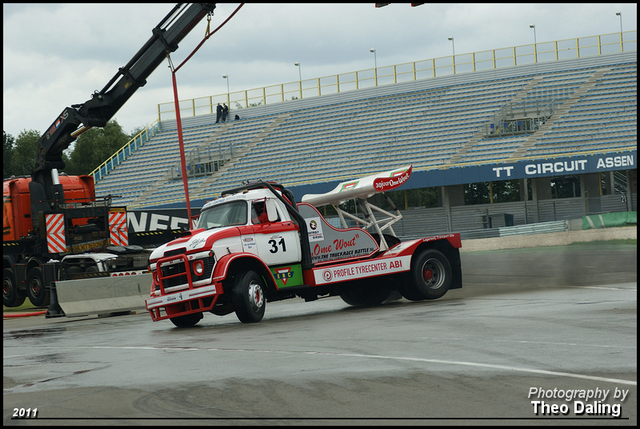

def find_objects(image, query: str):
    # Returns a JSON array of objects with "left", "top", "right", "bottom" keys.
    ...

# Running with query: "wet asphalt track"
[{"left": 3, "top": 242, "right": 637, "bottom": 426}]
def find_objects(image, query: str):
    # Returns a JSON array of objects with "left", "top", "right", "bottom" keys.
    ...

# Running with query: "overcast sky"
[{"left": 3, "top": 3, "right": 637, "bottom": 141}]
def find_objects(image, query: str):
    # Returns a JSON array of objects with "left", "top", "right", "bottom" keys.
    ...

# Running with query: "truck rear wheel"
[
  {"left": 3, "top": 268, "right": 26, "bottom": 308},
  {"left": 27, "top": 267, "right": 50, "bottom": 307},
  {"left": 401, "top": 249, "right": 452, "bottom": 301},
  {"left": 170, "top": 312, "right": 203, "bottom": 328},
  {"left": 233, "top": 270, "right": 266, "bottom": 323}
]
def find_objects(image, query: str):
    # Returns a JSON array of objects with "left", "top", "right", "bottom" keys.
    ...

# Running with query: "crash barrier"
[
  {"left": 461, "top": 225, "right": 637, "bottom": 252},
  {"left": 497, "top": 220, "right": 568, "bottom": 237},
  {"left": 50, "top": 273, "right": 151, "bottom": 317},
  {"left": 44, "top": 216, "right": 635, "bottom": 317},
  {"left": 582, "top": 211, "right": 637, "bottom": 230}
]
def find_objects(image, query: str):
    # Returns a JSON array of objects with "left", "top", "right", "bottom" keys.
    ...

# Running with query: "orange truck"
[
  {"left": 2, "top": 174, "right": 140, "bottom": 307},
  {"left": 3, "top": 3, "right": 216, "bottom": 311}
]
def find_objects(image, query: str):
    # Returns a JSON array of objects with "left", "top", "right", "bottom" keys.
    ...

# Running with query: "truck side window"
[
  {"left": 252, "top": 201, "right": 268, "bottom": 224},
  {"left": 252, "top": 200, "right": 281, "bottom": 224}
]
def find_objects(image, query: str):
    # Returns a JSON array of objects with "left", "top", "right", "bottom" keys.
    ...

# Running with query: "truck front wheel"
[
  {"left": 170, "top": 312, "right": 203, "bottom": 328},
  {"left": 233, "top": 271, "right": 266, "bottom": 323}
]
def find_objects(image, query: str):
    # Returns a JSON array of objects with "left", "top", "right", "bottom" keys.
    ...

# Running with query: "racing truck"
[
  {"left": 3, "top": 3, "right": 216, "bottom": 310},
  {"left": 146, "top": 165, "right": 463, "bottom": 327}
]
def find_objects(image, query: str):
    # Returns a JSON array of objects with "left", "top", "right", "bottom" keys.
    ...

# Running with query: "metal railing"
[
  {"left": 158, "top": 31, "right": 636, "bottom": 122},
  {"left": 485, "top": 98, "right": 559, "bottom": 137},
  {"left": 90, "top": 121, "right": 160, "bottom": 183},
  {"left": 169, "top": 142, "right": 236, "bottom": 180}
]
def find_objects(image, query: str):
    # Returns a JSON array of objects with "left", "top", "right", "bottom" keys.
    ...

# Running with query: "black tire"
[
  {"left": 407, "top": 249, "right": 452, "bottom": 300},
  {"left": 340, "top": 279, "right": 391, "bottom": 307},
  {"left": 398, "top": 279, "right": 427, "bottom": 301},
  {"left": 3, "top": 268, "right": 26, "bottom": 308},
  {"left": 170, "top": 312, "right": 203, "bottom": 328},
  {"left": 27, "top": 266, "right": 50, "bottom": 307},
  {"left": 233, "top": 271, "right": 266, "bottom": 323}
]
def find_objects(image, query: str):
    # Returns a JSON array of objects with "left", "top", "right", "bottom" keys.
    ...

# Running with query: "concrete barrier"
[
  {"left": 461, "top": 225, "right": 637, "bottom": 252},
  {"left": 49, "top": 224, "right": 636, "bottom": 317},
  {"left": 54, "top": 274, "right": 151, "bottom": 317}
]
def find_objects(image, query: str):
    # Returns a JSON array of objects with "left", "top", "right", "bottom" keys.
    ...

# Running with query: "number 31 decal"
[{"left": 268, "top": 238, "right": 287, "bottom": 253}]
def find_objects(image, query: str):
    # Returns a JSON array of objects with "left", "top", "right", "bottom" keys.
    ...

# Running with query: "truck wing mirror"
[{"left": 265, "top": 199, "right": 279, "bottom": 222}]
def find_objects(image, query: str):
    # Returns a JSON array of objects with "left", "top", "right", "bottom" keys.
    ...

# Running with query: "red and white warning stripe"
[
  {"left": 46, "top": 213, "right": 66, "bottom": 254},
  {"left": 109, "top": 211, "right": 128, "bottom": 246}
]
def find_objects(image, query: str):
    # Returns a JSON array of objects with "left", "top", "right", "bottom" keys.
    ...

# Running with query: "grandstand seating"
[
  {"left": 95, "top": 52, "right": 636, "bottom": 210},
  {"left": 526, "top": 65, "right": 637, "bottom": 158}
]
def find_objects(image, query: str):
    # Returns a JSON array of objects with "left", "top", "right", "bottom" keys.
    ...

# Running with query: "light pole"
[
  {"left": 616, "top": 11, "right": 623, "bottom": 32},
  {"left": 448, "top": 37, "right": 455, "bottom": 73},
  {"left": 529, "top": 24, "right": 537, "bottom": 63},
  {"left": 294, "top": 62, "right": 302, "bottom": 98},
  {"left": 222, "top": 74, "right": 230, "bottom": 104},
  {"left": 370, "top": 48, "right": 377, "bottom": 85},
  {"left": 616, "top": 12, "right": 623, "bottom": 51}
]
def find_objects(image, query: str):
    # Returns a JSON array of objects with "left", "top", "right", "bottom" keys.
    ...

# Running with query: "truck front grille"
[
  {"left": 157, "top": 255, "right": 215, "bottom": 290},
  {"left": 160, "top": 261, "right": 188, "bottom": 288}
]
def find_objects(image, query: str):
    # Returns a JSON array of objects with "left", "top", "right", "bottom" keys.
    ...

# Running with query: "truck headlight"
[{"left": 193, "top": 260, "right": 205, "bottom": 276}]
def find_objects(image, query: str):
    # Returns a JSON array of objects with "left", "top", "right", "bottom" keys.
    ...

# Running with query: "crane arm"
[{"left": 31, "top": 3, "right": 216, "bottom": 204}]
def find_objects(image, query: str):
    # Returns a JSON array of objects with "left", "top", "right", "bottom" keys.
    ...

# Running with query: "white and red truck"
[{"left": 145, "top": 165, "right": 462, "bottom": 327}]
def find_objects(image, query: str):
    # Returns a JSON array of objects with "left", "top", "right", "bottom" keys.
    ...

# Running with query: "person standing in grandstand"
[
  {"left": 216, "top": 103, "right": 222, "bottom": 123},
  {"left": 222, "top": 103, "right": 229, "bottom": 122}
]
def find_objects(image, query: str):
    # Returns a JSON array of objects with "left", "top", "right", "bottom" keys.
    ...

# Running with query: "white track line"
[{"left": 11, "top": 344, "right": 634, "bottom": 386}]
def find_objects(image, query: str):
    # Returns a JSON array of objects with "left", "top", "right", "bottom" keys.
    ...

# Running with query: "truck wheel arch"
[
  {"left": 216, "top": 253, "right": 277, "bottom": 293},
  {"left": 26, "top": 256, "right": 46, "bottom": 274},
  {"left": 3, "top": 255, "right": 16, "bottom": 271},
  {"left": 412, "top": 239, "right": 462, "bottom": 291}
]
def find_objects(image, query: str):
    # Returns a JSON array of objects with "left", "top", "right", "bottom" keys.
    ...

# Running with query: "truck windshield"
[{"left": 196, "top": 201, "right": 248, "bottom": 230}]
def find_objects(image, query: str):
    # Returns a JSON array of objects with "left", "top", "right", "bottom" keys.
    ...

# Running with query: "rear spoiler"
[{"left": 301, "top": 165, "right": 412, "bottom": 207}]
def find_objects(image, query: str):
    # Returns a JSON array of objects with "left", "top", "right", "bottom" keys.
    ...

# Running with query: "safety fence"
[{"left": 158, "top": 31, "right": 636, "bottom": 121}]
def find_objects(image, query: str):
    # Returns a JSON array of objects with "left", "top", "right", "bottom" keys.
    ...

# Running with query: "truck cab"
[
  {"left": 148, "top": 186, "right": 305, "bottom": 296},
  {"left": 194, "top": 188, "right": 303, "bottom": 267}
]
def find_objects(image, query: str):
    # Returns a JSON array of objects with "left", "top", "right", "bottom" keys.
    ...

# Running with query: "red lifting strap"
[
  {"left": 168, "top": 4, "right": 245, "bottom": 225},
  {"left": 173, "top": 3, "right": 245, "bottom": 73}
]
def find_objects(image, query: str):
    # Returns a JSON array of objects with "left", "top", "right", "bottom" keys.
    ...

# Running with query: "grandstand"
[{"left": 94, "top": 34, "right": 637, "bottom": 240}]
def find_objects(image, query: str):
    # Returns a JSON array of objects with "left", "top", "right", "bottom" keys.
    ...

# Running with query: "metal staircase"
[{"left": 187, "top": 113, "right": 291, "bottom": 196}]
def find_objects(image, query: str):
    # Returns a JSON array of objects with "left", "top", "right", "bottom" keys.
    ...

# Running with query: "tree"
[
  {"left": 129, "top": 125, "right": 147, "bottom": 140},
  {"left": 465, "top": 180, "right": 521, "bottom": 205},
  {"left": 9, "top": 130, "right": 41, "bottom": 177},
  {"left": 3, "top": 131, "right": 15, "bottom": 178},
  {"left": 464, "top": 182, "right": 491, "bottom": 205},
  {"left": 382, "top": 188, "right": 438, "bottom": 210},
  {"left": 492, "top": 179, "right": 521, "bottom": 203},
  {"left": 551, "top": 175, "right": 580, "bottom": 198},
  {"left": 65, "top": 119, "right": 129, "bottom": 175}
]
